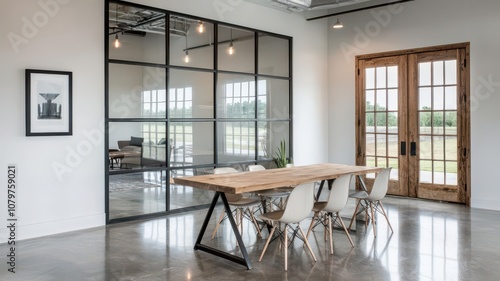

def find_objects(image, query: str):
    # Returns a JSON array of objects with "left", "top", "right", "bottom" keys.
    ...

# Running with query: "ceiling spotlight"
[
  {"left": 198, "top": 21, "right": 205, "bottom": 33},
  {"left": 333, "top": 18, "right": 343, "bottom": 29}
]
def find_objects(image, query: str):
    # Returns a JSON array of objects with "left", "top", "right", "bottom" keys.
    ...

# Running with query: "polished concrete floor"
[{"left": 1, "top": 196, "right": 499, "bottom": 281}]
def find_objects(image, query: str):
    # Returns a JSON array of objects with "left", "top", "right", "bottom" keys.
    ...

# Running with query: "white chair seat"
[
  {"left": 227, "top": 197, "right": 261, "bottom": 208},
  {"left": 311, "top": 202, "right": 327, "bottom": 212},
  {"left": 259, "top": 209, "right": 284, "bottom": 221},
  {"left": 257, "top": 189, "right": 290, "bottom": 197},
  {"left": 349, "top": 190, "right": 369, "bottom": 199}
]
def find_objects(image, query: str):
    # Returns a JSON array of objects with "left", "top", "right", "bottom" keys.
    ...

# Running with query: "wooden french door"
[{"left": 356, "top": 44, "right": 470, "bottom": 204}]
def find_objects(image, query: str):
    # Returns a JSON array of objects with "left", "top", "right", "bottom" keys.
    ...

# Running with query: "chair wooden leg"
[
  {"left": 298, "top": 225, "right": 317, "bottom": 262},
  {"left": 348, "top": 199, "right": 361, "bottom": 231},
  {"left": 328, "top": 213, "right": 334, "bottom": 254},
  {"left": 284, "top": 224, "right": 288, "bottom": 271},
  {"left": 306, "top": 211, "right": 318, "bottom": 238},
  {"left": 259, "top": 224, "right": 276, "bottom": 262},
  {"left": 248, "top": 207, "right": 262, "bottom": 237},
  {"left": 370, "top": 202, "right": 377, "bottom": 238},
  {"left": 337, "top": 212, "right": 355, "bottom": 247},
  {"left": 211, "top": 209, "right": 226, "bottom": 239},
  {"left": 378, "top": 201, "right": 394, "bottom": 233}
]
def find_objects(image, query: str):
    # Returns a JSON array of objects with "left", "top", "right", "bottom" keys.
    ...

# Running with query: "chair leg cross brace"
[{"left": 194, "top": 191, "right": 253, "bottom": 269}]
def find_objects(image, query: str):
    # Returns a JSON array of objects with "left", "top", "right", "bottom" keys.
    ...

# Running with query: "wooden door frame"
[{"left": 355, "top": 43, "right": 470, "bottom": 206}]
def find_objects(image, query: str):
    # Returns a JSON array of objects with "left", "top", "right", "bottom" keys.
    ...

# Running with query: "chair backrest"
[
  {"left": 279, "top": 182, "right": 315, "bottom": 224},
  {"left": 214, "top": 167, "right": 238, "bottom": 174},
  {"left": 368, "top": 167, "right": 392, "bottom": 201},
  {"left": 323, "top": 174, "right": 353, "bottom": 213},
  {"left": 248, "top": 164, "right": 266, "bottom": 172},
  {"left": 214, "top": 167, "right": 242, "bottom": 202}
]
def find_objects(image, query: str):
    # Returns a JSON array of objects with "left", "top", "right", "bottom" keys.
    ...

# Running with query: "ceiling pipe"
[{"left": 306, "top": 0, "right": 415, "bottom": 21}]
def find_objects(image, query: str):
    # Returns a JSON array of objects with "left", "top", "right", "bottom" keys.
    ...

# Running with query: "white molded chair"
[
  {"left": 306, "top": 174, "right": 355, "bottom": 254},
  {"left": 211, "top": 167, "right": 262, "bottom": 239},
  {"left": 248, "top": 164, "right": 291, "bottom": 211},
  {"left": 259, "top": 182, "right": 317, "bottom": 271},
  {"left": 348, "top": 167, "right": 393, "bottom": 237}
]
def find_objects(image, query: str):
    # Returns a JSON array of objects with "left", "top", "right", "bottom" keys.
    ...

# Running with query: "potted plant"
[{"left": 273, "top": 139, "right": 289, "bottom": 168}]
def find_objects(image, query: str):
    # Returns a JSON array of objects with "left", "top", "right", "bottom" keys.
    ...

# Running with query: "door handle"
[
  {"left": 410, "top": 141, "right": 417, "bottom": 156},
  {"left": 401, "top": 141, "right": 406, "bottom": 156}
]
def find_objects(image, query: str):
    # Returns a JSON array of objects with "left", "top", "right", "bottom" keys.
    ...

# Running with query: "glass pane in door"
[
  {"left": 417, "top": 60, "right": 458, "bottom": 185},
  {"left": 365, "top": 66, "right": 399, "bottom": 180}
]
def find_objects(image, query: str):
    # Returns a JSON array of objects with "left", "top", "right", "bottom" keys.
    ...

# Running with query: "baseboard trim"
[{"left": 0, "top": 213, "right": 105, "bottom": 243}]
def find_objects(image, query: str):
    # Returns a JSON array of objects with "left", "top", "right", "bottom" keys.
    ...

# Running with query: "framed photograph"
[{"left": 25, "top": 69, "right": 72, "bottom": 136}]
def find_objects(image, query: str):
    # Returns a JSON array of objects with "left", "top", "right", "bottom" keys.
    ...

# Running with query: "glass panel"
[
  {"left": 366, "top": 90, "right": 375, "bottom": 111},
  {"left": 388, "top": 158, "right": 399, "bottom": 180},
  {"left": 445, "top": 112, "right": 457, "bottom": 135},
  {"left": 387, "top": 89, "right": 398, "bottom": 111},
  {"left": 376, "top": 67, "right": 386, "bottom": 88},
  {"left": 419, "top": 136, "right": 432, "bottom": 159},
  {"left": 433, "top": 61, "right": 444, "bottom": 86},
  {"left": 169, "top": 69, "right": 213, "bottom": 118},
  {"left": 258, "top": 33, "right": 289, "bottom": 77},
  {"left": 217, "top": 74, "right": 256, "bottom": 119},
  {"left": 419, "top": 87, "right": 432, "bottom": 110},
  {"left": 366, "top": 113, "right": 375, "bottom": 133},
  {"left": 445, "top": 60, "right": 457, "bottom": 85},
  {"left": 109, "top": 64, "right": 166, "bottom": 118},
  {"left": 419, "top": 112, "right": 432, "bottom": 134},
  {"left": 365, "top": 134, "right": 375, "bottom": 156},
  {"left": 375, "top": 112, "right": 387, "bottom": 133},
  {"left": 445, "top": 161, "right": 458, "bottom": 185},
  {"left": 433, "top": 136, "right": 444, "bottom": 160},
  {"left": 218, "top": 122, "right": 256, "bottom": 162},
  {"left": 388, "top": 135, "right": 398, "bottom": 157},
  {"left": 109, "top": 3, "right": 166, "bottom": 64},
  {"left": 433, "top": 112, "right": 444, "bottom": 134},
  {"left": 420, "top": 160, "right": 432, "bottom": 183},
  {"left": 109, "top": 171, "right": 166, "bottom": 219},
  {"left": 444, "top": 137, "right": 457, "bottom": 161},
  {"left": 388, "top": 112, "right": 398, "bottom": 133},
  {"left": 170, "top": 15, "right": 214, "bottom": 69},
  {"left": 109, "top": 122, "right": 167, "bottom": 169},
  {"left": 377, "top": 157, "right": 387, "bottom": 167},
  {"left": 257, "top": 78, "right": 289, "bottom": 119},
  {"left": 366, "top": 156, "right": 376, "bottom": 167},
  {"left": 387, "top": 66, "right": 398, "bottom": 88},
  {"left": 170, "top": 168, "right": 214, "bottom": 209},
  {"left": 433, "top": 161, "right": 445, "bottom": 184},
  {"left": 365, "top": 68, "right": 375, "bottom": 89},
  {"left": 376, "top": 134, "right": 387, "bottom": 156},
  {"left": 218, "top": 25, "right": 254, "bottom": 73},
  {"left": 419, "top": 62, "right": 431, "bottom": 86},
  {"left": 258, "top": 121, "right": 289, "bottom": 161},
  {"left": 170, "top": 122, "right": 214, "bottom": 166},
  {"left": 433, "top": 87, "right": 444, "bottom": 110},
  {"left": 444, "top": 86, "right": 457, "bottom": 110},
  {"left": 376, "top": 89, "right": 387, "bottom": 110}
]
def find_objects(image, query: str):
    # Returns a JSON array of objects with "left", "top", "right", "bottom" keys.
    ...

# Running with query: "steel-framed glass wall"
[{"left": 105, "top": 0, "right": 292, "bottom": 223}]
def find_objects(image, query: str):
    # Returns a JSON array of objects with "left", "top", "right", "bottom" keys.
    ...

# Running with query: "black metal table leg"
[{"left": 194, "top": 191, "right": 253, "bottom": 269}]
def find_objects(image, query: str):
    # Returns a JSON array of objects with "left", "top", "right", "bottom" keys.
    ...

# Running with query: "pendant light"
[
  {"left": 228, "top": 29, "right": 234, "bottom": 55},
  {"left": 333, "top": 18, "right": 343, "bottom": 29},
  {"left": 113, "top": 5, "right": 121, "bottom": 48},
  {"left": 184, "top": 35, "right": 190, "bottom": 63}
]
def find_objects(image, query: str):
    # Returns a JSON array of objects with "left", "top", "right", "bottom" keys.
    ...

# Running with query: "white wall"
[
  {"left": 0, "top": 0, "right": 105, "bottom": 242},
  {"left": 0, "top": 0, "right": 328, "bottom": 240},
  {"left": 327, "top": 0, "right": 500, "bottom": 210}
]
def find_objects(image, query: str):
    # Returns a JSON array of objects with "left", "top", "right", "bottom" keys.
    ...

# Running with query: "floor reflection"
[{"left": 8, "top": 196, "right": 499, "bottom": 281}]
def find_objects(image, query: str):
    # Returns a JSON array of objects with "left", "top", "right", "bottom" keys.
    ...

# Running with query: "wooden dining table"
[{"left": 172, "top": 163, "right": 383, "bottom": 269}]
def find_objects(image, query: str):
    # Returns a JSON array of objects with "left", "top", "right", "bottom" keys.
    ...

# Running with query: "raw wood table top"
[{"left": 173, "top": 163, "right": 383, "bottom": 194}]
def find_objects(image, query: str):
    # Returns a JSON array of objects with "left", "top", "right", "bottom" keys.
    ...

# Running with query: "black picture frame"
[{"left": 25, "top": 69, "right": 73, "bottom": 136}]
